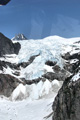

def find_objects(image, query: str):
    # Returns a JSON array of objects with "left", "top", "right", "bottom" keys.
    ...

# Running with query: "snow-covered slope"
[
  {"left": 0, "top": 97, "right": 54, "bottom": 120},
  {"left": 0, "top": 35, "right": 80, "bottom": 120}
]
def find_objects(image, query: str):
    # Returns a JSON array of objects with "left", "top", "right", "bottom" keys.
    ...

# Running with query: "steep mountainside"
[
  {"left": 52, "top": 73, "right": 80, "bottom": 120},
  {"left": 52, "top": 41, "right": 80, "bottom": 120},
  {"left": 0, "top": 35, "right": 80, "bottom": 120},
  {"left": 0, "top": 33, "right": 21, "bottom": 56}
]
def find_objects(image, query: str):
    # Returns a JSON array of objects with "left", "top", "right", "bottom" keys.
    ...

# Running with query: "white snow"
[
  {"left": 3, "top": 66, "right": 14, "bottom": 75},
  {"left": 0, "top": 97, "right": 54, "bottom": 120},
  {"left": 44, "top": 65, "right": 53, "bottom": 73},
  {"left": 70, "top": 59, "right": 79, "bottom": 64},
  {"left": 0, "top": 54, "right": 18, "bottom": 63},
  {"left": 70, "top": 49, "right": 80, "bottom": 55},
  {"left": 71, "top": 72, "right": 80, "bottom": 82},
  {"left": 0, "top": 79, "right": 62, "bottom": 120}
]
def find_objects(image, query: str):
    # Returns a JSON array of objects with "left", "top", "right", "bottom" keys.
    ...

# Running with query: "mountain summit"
[{"left": 12, "top": 34, "right": 27, "bottom": 40}]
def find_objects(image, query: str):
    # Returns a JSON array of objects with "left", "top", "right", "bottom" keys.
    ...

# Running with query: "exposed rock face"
[
  {"left": 51, "top": 45, "right": 80, "bottom": 120},
  {"left": 21, "top": 77, "right": 41, "bottom": 85},
  {"left": 62, "top": 51, "right": 80, "bottom": 73},
  {"left": 42, "top": 65, "right": 70, "bottom": 81},
  {"left": 0, "top": 74, "right": 22, "bottom": 97},
  {"left": 64, "top": 60, "right": 79, "bottom": 73},
  {"left": 12, "top": 34, "right": 27, "bottom": 40},
  {"left": 13, "top": 42, "right": 21, "bottom": 54},
  {"left": 45, "top": 60, "right": 57, "bottom": 66},
  {"left": 17, "top": 54, "right": 40, "bottom": 68},
  {"left": 0, "top": 60, "right": 19, "bottom": 71},
  {"left": 62, "top": 52, "right": 80, "bottom": 61},
  {"left": 52, "top": 74, "right": 80, "bottom": 120},
  {"left": 0, "top": 33, "right": 21, "bottom": 56}
]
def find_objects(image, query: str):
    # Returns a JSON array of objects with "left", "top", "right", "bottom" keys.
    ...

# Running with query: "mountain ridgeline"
[{"left": 0, "top": 33, "right": 21, "bottom": 56}]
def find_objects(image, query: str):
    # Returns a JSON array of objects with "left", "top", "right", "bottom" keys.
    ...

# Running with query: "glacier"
[{"left": 2, "top": 35, "right": 79, "bottom": 80}]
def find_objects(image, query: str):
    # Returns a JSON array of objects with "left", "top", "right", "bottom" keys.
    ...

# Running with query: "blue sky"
[{"left": 0, "top": 0, "right": 80, "bottom": 39}]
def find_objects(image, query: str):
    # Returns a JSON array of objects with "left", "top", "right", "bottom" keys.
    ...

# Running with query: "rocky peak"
[{"left": 12, "top": 34, "right": 27, "bottom": 40}]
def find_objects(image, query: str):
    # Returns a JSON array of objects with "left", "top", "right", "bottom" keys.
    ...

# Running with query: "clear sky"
[{"left": 0, "top": 0, "right": 80, "bottom": 39}]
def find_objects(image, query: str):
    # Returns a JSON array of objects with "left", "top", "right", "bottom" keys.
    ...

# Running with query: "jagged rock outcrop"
[
  {"left": 12, "top": 34, "right": 27, "bottom": 40},
  {"left": 0, "top": 60, "right": 20, "bottom": 71},
  {"left": 62, "top": 51, "right": 80, "bottom": 61},
  {"left": 45, "top": 60, "right": 57, "bottom": 66},
  {"left": 52, "top": 74, "right": 80, "bottom": 120},
  {"left": 17, "top": 54, "right": 40, "bottom": 68},
  {"left": 21, "top": 77, "right": 41, "bottom": 85},
  {"left": 0, "top": 33, "right": 21, "bottom": 56},
  {"left": 13, "top": 42, "right": 21, "bottom": 54},
  {"left": 62, "top": 51, "right": 80, "bottom": 73},
  {"left": 42, "top": 65, "right": 70, "bottom": 81},
  {"left": 0, "top": 74, "right": 23, "bottom": 97},
  {"left": 0, "top": 53, "right": 40, "bottom": 71}
]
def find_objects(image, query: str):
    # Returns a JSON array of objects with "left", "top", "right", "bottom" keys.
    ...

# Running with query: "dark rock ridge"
[
  {"left": 12, "top": 34, "right": 27, "bottom": 40},
  {"left": 42, "top": 65, "right": 70, "bottom": 81},
  {"left": 62, "top": 51, "right": 80, "bottom": 73},
  {"left": 21, "top": 77, "right": 42, "bottom": 85},
  {"left": 0, "top": 74, "right": 23, "bottom": 97},
  {"left": 17, "top": 53, "right": 40, "bottom": 68},
  {"left": 0, "top": 33, "right": 21, "bottom": 56},
  {"left": 52, "top": 73, "right": 80, "bottom": 120},
  {"left": 0, "top": 54, "right": 40, "bottom": 72},
  {"left": 0, "top": 60, "right": 20, "bottom": 71},
  {"left": 62, "top": 52, "right": 80, "bottom": 61},
  {"left": 0, "top": 74, "right": 45, "bottom": 97}
]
